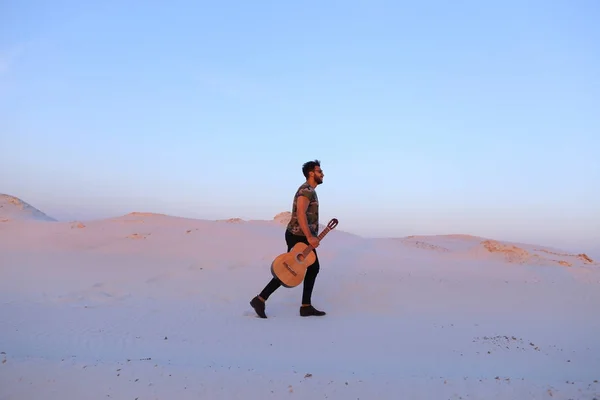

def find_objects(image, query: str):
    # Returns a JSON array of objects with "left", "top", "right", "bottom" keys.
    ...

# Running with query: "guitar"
[{"left": 270, "top": 218, "right": 339, "bottom": 288}]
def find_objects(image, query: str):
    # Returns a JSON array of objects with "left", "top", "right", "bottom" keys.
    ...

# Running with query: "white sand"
[{"left": 1, "top": 197, "right": 600, "bottom": 399}]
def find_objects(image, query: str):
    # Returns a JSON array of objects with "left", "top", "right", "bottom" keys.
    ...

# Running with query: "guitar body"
[
  {"left": 270, "top": 218, "right": 339, "bottom": 288},
  {"left": 270, "top": 242, "right": 316, "bottom": 288}
]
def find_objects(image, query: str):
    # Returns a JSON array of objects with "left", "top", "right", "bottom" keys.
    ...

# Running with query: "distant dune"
[
  {"left": 0, "top": 193, "right": 595, "bottom": 268},
  {"left": 397, "top": 234, "right": 596, "bottom": 268},
  {"left": 0, "top": 193, "right": 57, "bottom": 222}
]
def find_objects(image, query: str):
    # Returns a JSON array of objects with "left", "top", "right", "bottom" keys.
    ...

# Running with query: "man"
[{"left": 250, "top": 159, "right": 327, "bottom": 318}]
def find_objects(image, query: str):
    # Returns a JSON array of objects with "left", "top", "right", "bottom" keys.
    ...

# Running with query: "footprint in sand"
[
  {"left": 56, "top": 282, "right": 131, "bottom": 308},
  {"left": 146, "top": 271, "right": 178, "bottom": 284}
]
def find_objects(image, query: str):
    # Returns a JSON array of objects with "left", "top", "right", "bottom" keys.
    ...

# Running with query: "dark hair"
[{"left": 302, "top": 159, "right": 321, "bottom": 178}]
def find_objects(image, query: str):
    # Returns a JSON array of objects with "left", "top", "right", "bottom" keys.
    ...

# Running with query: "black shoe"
[
  {"left": 250, "top": 296, "right": 267, "bottom": 318},
  {"left": 300, "top": 305, "right": 326, "bottom": 317}
]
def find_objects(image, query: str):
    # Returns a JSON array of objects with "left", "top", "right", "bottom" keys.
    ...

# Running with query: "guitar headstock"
[{"left": 327, "top": 218, "right": 339, "bottom": 229}]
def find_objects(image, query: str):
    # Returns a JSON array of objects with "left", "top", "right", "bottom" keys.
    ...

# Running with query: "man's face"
[{"left": 312, "top": 167, "right": 324, "bottom": 184}]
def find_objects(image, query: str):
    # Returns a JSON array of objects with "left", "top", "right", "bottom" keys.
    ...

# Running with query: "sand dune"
[
  {"left": 398, "top": 234, "right": 597, "bottom": 268},
  {"left": 0, "top": 193, "right": 57, "bottom": 222},
  {"left": 1, "top": 195, "right": 599, "bottom": 399}
]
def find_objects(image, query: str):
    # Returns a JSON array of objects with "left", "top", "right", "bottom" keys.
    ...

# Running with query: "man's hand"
[{"left": 308, "top": 236, "right": 320, "bottom": 248}]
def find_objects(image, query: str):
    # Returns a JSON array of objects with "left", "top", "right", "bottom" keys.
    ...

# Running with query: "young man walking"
[{"left": 250, "top": 159, "right": 327, "bottom": 318}]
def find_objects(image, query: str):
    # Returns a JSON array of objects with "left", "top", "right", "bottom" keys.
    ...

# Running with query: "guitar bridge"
[{"left": 282, "top": 261, "right": 297, "bottom": 276}]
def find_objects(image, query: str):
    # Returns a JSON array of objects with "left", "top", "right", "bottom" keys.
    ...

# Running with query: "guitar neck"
[
  {"left": 317, "top": 227, "right": 331, "bottom": 240},
  {"left": 301, "top": 227, "right": 333, "bottom": 256}
]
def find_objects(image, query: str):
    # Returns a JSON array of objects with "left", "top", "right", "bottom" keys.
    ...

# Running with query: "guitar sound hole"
[{"left": 296, "top": 254, "right": 305, "bottom": 262}]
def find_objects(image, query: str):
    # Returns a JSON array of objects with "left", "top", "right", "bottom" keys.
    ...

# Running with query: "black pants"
[{"left": 259, "top": 229, "right": 320, "bottom": 305}]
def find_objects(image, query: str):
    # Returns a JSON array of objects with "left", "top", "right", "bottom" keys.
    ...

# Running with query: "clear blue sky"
[{"left": 1, "top": 0, "right": 599, "bottom": 253}]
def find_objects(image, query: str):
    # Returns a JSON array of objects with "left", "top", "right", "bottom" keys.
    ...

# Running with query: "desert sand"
[{"left": 1, "top": 193, "right": 599, "bottom": 399}]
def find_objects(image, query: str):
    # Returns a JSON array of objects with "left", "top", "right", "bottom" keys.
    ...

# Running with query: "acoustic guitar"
[{"left": 270, "top": 218, "right": 339, "bottom": 288}]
